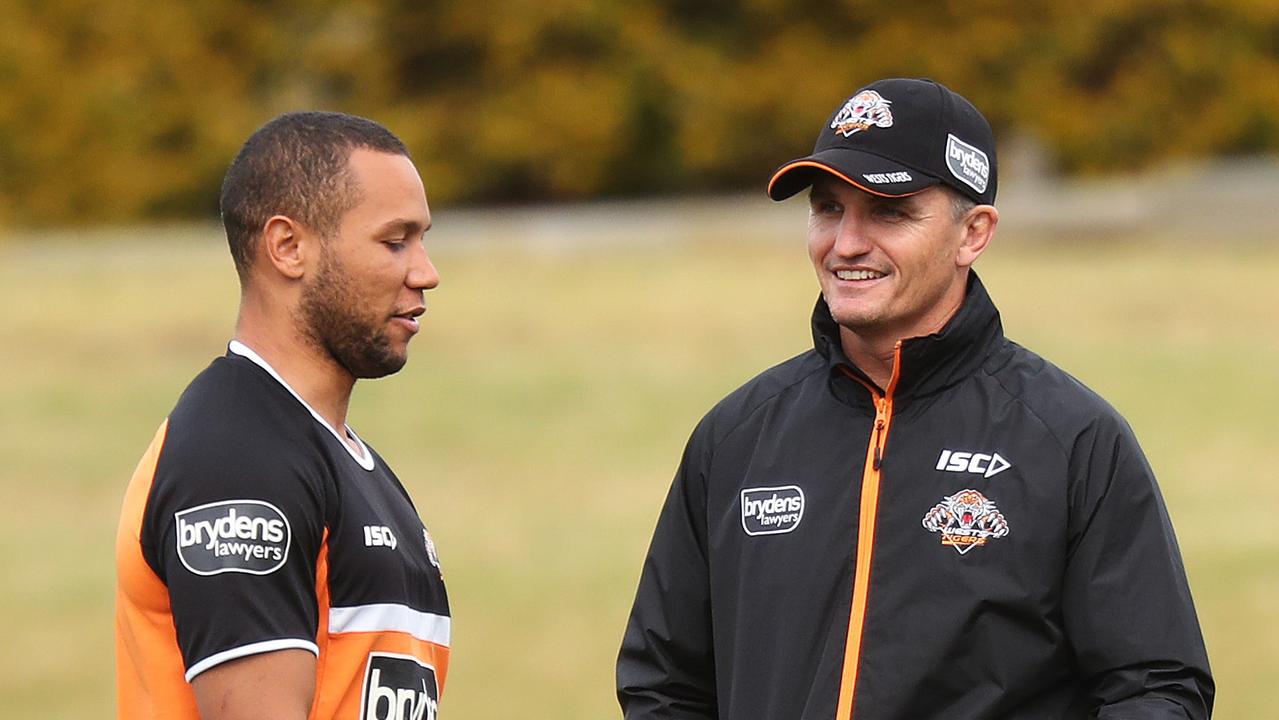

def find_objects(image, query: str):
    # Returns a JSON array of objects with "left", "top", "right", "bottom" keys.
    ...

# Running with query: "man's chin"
[
  {"left": 827, "top": 304, "right": 880, "bottom": 333},
  {"left": 355, "top": 356, "right": 407, "bottom": 379},
  {"left": 337, "top": 344, "right": 409, "bottom": 380}
]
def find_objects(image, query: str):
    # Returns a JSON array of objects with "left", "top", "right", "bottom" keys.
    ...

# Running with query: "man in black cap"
[{"left": 617, "top": 78, "right": 1213, "bottom": 719}]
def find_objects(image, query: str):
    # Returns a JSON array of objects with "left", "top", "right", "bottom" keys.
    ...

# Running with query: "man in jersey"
[{"left": 116, "top": 112, "right": 450, "bottom": 720}]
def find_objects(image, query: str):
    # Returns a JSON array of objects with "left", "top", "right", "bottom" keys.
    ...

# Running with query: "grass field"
[{"left": 1, "top": 219, "right": 1275, "bottom": 718}]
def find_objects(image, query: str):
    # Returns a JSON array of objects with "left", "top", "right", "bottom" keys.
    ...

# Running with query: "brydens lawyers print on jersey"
[
  {"left": 361, "top": 653, "right": 439, "bottom": 720},
  {"left": 174, "top": 499, "right": 291, "bottom": 575}
]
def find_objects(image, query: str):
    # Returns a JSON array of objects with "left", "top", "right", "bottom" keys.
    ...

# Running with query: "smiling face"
[
  {"left": 807, "top": 176, "right": 993, "bottom": 346},
  {"left": 298, "top": 148, "right": 439, "bottom": 379}
]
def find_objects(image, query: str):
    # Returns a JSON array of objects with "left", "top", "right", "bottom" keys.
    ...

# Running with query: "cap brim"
[{"left": 767, "top": 148, "right": 940, "bottom": 201}]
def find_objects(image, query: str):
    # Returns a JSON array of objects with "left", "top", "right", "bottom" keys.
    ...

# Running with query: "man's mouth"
[
  {"left": 391, "top": 306, "right": 425, "bottom": 332},
  {"left": 834, "top": 269, "right": 886, "bottom": 281},
  {"left": 392, "top": 304, "right": 426, "bottom": 319}
]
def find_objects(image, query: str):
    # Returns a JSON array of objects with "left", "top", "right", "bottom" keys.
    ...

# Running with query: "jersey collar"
[{"left": 227, "top": 339, "right": 376, "bottom": 471}]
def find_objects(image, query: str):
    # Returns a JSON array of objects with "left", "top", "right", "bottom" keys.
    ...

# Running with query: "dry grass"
[{"left": 0, "top": 222, "right": 1273, "bottom": 717}]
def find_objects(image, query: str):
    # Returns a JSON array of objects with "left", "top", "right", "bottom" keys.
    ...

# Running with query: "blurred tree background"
[
  {"left": 1, "top": 0, "right": 1277, "bottom": 225},
  {"left": 3, "top": 3, "right": 1278, "bottom": 717}
]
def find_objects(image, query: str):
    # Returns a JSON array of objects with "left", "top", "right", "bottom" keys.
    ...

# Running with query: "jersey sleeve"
[
  {"left": 140, "top": 411, "right": 332, "bottom": 681},
  {"left": 1061, "top": 411, "right": 1214, "bottom": 718}
]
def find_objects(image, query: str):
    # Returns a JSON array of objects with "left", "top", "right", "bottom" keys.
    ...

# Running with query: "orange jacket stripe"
[{"left": 835, "top": 347, "right": 903, "bottom": 720}]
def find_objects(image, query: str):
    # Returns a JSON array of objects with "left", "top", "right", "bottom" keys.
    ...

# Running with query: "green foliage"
[{"left": 2, "top": 0, "right": 1278, "bottom": 224}]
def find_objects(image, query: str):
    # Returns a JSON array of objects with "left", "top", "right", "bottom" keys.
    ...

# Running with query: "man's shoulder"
[
  {"left": 698, "top": 349, "right": 827, "bottom": 434},
  {"left": 161, "top": 354, "right": 316, "bottom": 471},
  {"left": 140, "top": 355, "right": 334, "bottom": 532},
  {"left": 987, "top": 340, "right": 1131, "bottom": 438}
]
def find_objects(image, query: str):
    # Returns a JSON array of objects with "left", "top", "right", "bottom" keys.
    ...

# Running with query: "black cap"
[{"left": 767, "top": 78, "right": 997, "bottom": 205}]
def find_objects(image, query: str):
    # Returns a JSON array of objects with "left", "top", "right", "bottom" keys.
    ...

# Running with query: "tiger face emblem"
[
  {"left": 922, "top": 489, "right": 1009, "bottom": 554},
  {"left": 830, "top": 90, "right": 894, "bottom": 137}
]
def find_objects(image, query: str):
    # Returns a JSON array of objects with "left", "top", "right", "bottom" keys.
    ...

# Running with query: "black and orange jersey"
[{"left": 116, "top": 341, "right": 449, "bottom": 719}]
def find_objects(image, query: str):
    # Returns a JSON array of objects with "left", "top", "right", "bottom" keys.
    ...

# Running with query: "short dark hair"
[
  {"left": 220, "top": 111, "right": 410, "bottom": 278},
  {"left": 945, "top": 185, "right": 977, "bottom": 221}
]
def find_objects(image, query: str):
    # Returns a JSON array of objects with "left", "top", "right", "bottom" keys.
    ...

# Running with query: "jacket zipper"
[{"left": 835, "top": 342, "right": 902, "bottom": 720}]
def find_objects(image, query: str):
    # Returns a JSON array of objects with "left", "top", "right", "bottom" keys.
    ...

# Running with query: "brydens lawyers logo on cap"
[
  {"left": 945, "top": 133, "right": 990, "bottom": 194},
  {"left": 741, "top": 485, "right": 805, "bottom": 536}
]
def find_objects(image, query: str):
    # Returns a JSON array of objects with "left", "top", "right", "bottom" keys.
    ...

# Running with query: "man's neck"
[
  {"left": 838, "top": 327, "right": 899, "bottom": 392},
  {"left": 836, "top": 279, "right": 970, "bottom": 392},
  {"left": 233, "top": 322, "right": 356, "bottom": 439}
]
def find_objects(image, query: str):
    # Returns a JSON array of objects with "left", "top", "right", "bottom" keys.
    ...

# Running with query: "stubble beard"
[
  {"left": 298, "top": 249, "right": 407, "bottom": 380},
  {"left": 826, "top": 271, "right": 961, "bottom": 343},
  {"left": 823, "top": 280, "right": 890, "bottom": 336}
]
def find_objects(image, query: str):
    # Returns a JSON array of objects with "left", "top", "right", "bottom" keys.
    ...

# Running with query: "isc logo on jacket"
[
  {"left": 361, "top": 653, "right": 439, "bottom": 720},
  {"left": 935, "top": 449, "right": 1011, "bottom": 478}
]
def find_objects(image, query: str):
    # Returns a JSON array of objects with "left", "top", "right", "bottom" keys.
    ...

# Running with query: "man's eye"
[{"left": 812, "top": 201, "right": 841, "bottom": 215}]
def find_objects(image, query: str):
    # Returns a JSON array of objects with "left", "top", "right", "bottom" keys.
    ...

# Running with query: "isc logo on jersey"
[
  {"left": 360, "top": 653, "right": 439, "bottom": 720},
  {"left": 174, "top": 499, "right": 291, "bottom": 576},
  {"left": 740, "top": 485, "right": 805, "bottom": 536},
  {"left": 364, "top": 525, "right": 398, "bottom": 550}
]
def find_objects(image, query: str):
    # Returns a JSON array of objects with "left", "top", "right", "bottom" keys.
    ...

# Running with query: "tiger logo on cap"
[{"left": 831, "top": 90, "right": 894, "bottom": 137}]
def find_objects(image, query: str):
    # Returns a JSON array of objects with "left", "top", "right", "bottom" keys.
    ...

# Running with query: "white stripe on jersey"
[
  {"left": 185, "top": 638, "right": 321, "bottom": 682},
  {"left": 329, "top": 603, "right": 452, "bottom": 647}
]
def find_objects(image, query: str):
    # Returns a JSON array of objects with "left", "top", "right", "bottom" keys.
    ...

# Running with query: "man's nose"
[
  {"left": 832, "top": 213, "right": 873, "bottom": 256},
  {"left": 407, "top": 243, "right": 440, "bottom": 291}
]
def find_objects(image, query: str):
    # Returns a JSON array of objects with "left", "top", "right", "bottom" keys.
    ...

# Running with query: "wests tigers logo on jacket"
[{"left": 922, "top": 489, "right": 1009, "bottom": 555}]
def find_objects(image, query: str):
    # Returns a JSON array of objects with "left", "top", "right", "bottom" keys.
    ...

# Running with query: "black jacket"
[{"left": 618, "top": 275, "right": 1212, "bottom": 719}]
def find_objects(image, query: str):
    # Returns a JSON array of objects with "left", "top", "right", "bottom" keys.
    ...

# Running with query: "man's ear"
[
  {"left": 260, "top": 216, "right": 310, "bottom": 280},
  {"left": 956, "top": 205, "right": 999, "bottom": 269}
]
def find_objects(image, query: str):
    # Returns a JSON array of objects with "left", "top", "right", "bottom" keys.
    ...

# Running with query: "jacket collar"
[{"left": 811, "top": 272, "right": 1004, "bottom": 404}]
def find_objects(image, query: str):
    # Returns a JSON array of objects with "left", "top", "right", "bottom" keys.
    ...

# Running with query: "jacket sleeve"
[
  {"left": 1061, "top": 412, "right": 1214, "bottom": 719},
  {"left": 617, "top": 426, "right": 718, "bottom": 719}
]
